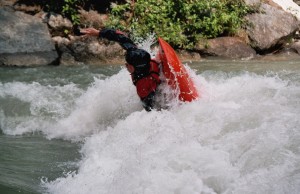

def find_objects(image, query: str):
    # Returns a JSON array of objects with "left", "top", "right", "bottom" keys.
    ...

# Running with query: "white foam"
[
  {"left": 0, "top": 69, "right": 141, "bottom": 139},
  {"left": 43, "top": 70, "right": 300, "bottom": 194},
  {"left": 44, "top": 69, "right": 141, "bottom": 140},
  {"left": 0, "top": 81, "right": 83, "bottom": 135}
]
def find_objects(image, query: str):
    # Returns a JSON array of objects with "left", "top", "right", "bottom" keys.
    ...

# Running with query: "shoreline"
[{"left": 1, "top": 0, "right": 300, "bottom": 67}]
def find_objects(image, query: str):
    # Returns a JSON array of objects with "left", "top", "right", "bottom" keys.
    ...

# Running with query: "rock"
[
  {"left": 294, "top": 0, "right": 300, "bottom": 6},
  {"left": 245, "top": 3, "right": 300, "bottom": 53},
  {"left": 0, "top": 0, "right": 17, "bottom": 7},
  {"left": 52, "top": 36, "right": 70, "bottom": 46},
  {"left": 257, "top": 50, "right": 300, "bottom": 61},
  {"left": 272, "top": 0, "right": 300, "bottom": 20},
  {"left": 13, "top": 3, "right": 42, "bottom": 14},
  {"left": 52, "top": 36, "right": 71, "bottom": 55},
  {"left": 42, "top": 13, "right": 73, "bottom": 37},
  {"left": 48, "top": 13, "right": 73, "bottom": 29},
  {"left": 294, "top": 30, "right": 300, "bottom": 39},
  {"left": 262, "top": 0, "right": 283, "bottom": 9},
  {"left": 0, "top": 52, "right": 59, "bottom": 66},
  {"left": 52, "top": 36, "right": 70, "bottom": 53},
  {"left": 292, "top": 41, "right": 300, "bottom": 53},
  {"left": 58, "top": 36, "right": 125, "bottom": 65},
  {"left": 0, "top": 8, "right": 58, "bottom": 66},
  {"left": 244, "top": 0, "right": 282, "bottom": 9},
  {"left": 177, "top": 50, "right": 201, "bottom": 62},
  {"left": 195, "top": 37, "right": 256, "bottom": 59},
  {"left": 287, "top": 40, "right": 300, "bottom": 54},
  {"left": 60, "top": 52, "right": 83, "bottom": 66},
  {"left": 78, "top": 9, "right": 108, "bottom": 29},
  {"left": 51, "top": 36, "right": 83, "bottom": 66},
  {"left": 244, "top": 0, "right": 261, "bottom": 5},
  {"left": 257, "top": 36, "right": 300, "bottom": 60}
]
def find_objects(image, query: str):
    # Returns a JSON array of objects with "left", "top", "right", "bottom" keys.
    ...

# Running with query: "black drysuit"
[{"left": 99, "top": 28, "right": 160, "bottom": 111}]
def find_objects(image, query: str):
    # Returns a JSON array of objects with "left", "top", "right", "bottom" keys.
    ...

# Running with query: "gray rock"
[
  {"left": 244, "top": 0, "right": 261, "bottom": 5},
  {"left": 0, "top": 52, "right": 58, "bottom": 66},
  {"left": 195, "top": 37, "right": 256, "bottom": 59},
  {"left": 47, "top": 13, "right": 73, "bottom": 30},
  {"left": 67, "top": 36, "right": 125, "bottom": 65},
  {"left": 0, "top": 8, "right": 58, "bottom": 66},
  {"left": 257, "top": 50, "right": 300, "bottom": 61},
  {"left": 245, "top": 3, "right": 300, "bottom": 53},
  {"left": 42, "top": 13, "right": 73, "bottom": 37},
  {"left": 289, "top": 40, "right": 300, "bottom": 54},
  {"left": 60, "top": 52, "right": 83, "bottom": 66},
  {"left": 177, "top": 50, "right": 201, "bottom": 62}
]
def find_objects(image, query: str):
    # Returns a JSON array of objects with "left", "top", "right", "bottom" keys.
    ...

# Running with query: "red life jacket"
[
  {"left": 148, "top": 59, "right": 161, "bottom": 84},
  {"left": 126, "top": 59, "right": 161, "bottom": 99},
  {"left": 126, "top": 59, "right": 160, "bottom": 85}
]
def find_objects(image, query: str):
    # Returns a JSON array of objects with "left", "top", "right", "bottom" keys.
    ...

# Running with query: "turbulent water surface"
[{"left": 0, "top": 59, "right": 299, "bottom": 194}]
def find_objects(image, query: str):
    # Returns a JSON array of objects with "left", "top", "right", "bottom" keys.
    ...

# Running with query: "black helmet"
[{"left": 125, "top": 48, "right": 151, "bottom": 66}]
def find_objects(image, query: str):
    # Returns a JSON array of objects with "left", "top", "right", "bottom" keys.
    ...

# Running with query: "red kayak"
[{"left": 156, "top": 38, "right": 199, "bottom": 102}]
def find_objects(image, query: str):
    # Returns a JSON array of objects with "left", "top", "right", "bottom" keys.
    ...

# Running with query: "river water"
[{"left": 0, "top": 59, "right": 299, "bottom": 194}]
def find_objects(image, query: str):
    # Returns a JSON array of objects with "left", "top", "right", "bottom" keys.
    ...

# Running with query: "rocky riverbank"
[{"left": 1, "top": 0, "right": 300, "bottom": 67}]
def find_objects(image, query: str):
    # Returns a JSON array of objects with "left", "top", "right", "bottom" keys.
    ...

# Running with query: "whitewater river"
[{"left": 0, "top": 59, "right": 299, "bottom": 194}]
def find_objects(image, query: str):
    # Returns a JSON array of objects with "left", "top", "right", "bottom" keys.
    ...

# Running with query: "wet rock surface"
[{"left": 0, "top": 7, "right": 58, "bottom": 66}]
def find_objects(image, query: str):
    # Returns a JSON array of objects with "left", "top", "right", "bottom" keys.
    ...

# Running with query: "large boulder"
[
  {"left": 245, "top": 3, "right": 300, "bottom": 53},
  {"left": 53, "top": 35, "right": 125, "bottom": 65},
  {"left": 272, "top": 0, "right": 300, "bottom": 20},
  {"left": 69, "top": 37, "right": 125, "bottom": 65},
  {"left": 0, "top": 8, "right": 58, "bottom": 66},
  {"left": 195, "top": 37, "right": 256, "bottom": 59}
]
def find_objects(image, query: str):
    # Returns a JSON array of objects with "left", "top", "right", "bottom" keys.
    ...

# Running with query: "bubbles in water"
[
  {"left": 0, "top": 81, "right": 83, "bottom": 135},
  {"left": 132, "top": 32, "right": 158, "bottom": 58},
  {"left": 1, "top": 52, "right": 300, "bottom": 193},
  {"left": 44, "top": 69, "right": 300, "bottom": 194}
]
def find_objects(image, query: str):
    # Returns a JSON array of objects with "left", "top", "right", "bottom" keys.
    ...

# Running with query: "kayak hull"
[{"left": 157, "top": 38, "right": 199, "bottom": 102}]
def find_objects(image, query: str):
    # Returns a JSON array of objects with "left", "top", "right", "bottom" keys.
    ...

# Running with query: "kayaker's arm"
[{"left": 80, "top": 28, "right": 137, "bottom": 50}]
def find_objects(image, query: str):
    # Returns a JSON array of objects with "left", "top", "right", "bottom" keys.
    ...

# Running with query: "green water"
[
  {"left": 0, "top": 65, "right": 122, "bottom": 194},
  {"left": 0, "top": 133, "right": 81, "bottom": 194},
  {"left": 1, "top": 59, "right": 299, "bottom": 194},
  {"left": 0, "top": 65, "right": 121, "bottom": 87}
]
